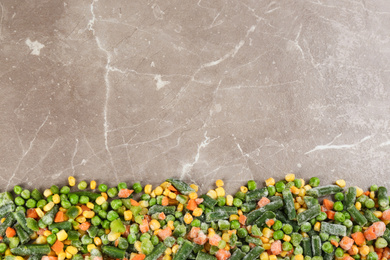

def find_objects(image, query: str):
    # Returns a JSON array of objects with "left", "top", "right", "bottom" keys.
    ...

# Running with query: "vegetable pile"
[{"left": 0, "top": 175, "right": 390, "bottom": 260}]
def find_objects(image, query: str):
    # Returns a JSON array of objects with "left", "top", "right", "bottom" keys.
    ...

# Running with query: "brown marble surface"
[{"left": 1, "top": 0, "right": 390, "bottom": 193}]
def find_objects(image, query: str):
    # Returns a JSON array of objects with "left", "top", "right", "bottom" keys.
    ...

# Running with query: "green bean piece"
[
  {"left": 306, "top": 185, "right": 343, "bottom": 198},
  {"left": 196, "top": 251, "right": 217, "bottom": 260},
  {"left": 229, "top": 248, "right": 246, "bottom": 260},
  {"left": 311, "top": 235, "right": 322, "bottom": 257},
  {"left": 166, "top": 178, "right": 195, "bottom": 195},
  {"left": 283, "top": 189, "right": 297, "bottom": 220},
  {"left": 246, "top": 196, "right": 283, "bottom": 225},
  {"left": 245, "top": 188, "right": 268, "bottom": 202},
  {"left": 347, "top": 205, "right": 367, "bottom": 226},
  {"left": 10, "top": 244, "right": 51, "bottom": 256},
  {"left": 242, "top": 246, "right": 265, "bottom": 260},
  {"left": 378, "top": 187, "right": 389, "bottom": 208},
  {"left": 101, "top": 246, "right": 126, "bottom": 259},
  {"left": 172, "top": 240, "right": 195, "bottom": 260},
  {"left": 302, "top": 237, "right": 312, "bottom": 257},
  {"left": 0, "top": 203, "right": 16, "bottom": 219},
  {"left": 145, "top": 243, "right": 168, "bottom": 260},
  {"left": 303, "top": 196, "right": 319, "bottom": 208},
  {"left": 297, "top": 205, "right": 321, "bottom": 225}
]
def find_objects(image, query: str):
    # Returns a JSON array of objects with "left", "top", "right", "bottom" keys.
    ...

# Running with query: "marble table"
[{"left": 1, "top": 0, "right": 390, "bottom": 193}]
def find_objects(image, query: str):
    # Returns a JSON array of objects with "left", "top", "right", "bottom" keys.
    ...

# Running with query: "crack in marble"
[
  {"left": 71, "top": 139, "right": 79, "bottom": 175},
  {"left": 305, "top": 134, "right": 372, "bottom": 154}
]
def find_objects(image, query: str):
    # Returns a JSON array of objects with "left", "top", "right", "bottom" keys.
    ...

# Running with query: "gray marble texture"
[{"left": 1, "top": 0, "right": 390, "bottom": 193}]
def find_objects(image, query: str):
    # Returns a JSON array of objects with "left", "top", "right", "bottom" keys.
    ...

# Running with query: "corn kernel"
[
  {"left": 206, "top": 190, "right": 217, "bottom": 199},
  {"left": 265, "top": 178, "right": 275, "bottom": 186},
  {"left": 370, "top": 191, "right": 375, "bottom": 199},
  {"left": 83, "top": 211, "right": 95, "bottom": 219},
  {"left": 94, "top": 237, "right": 102, "bottom": 246},
  {"left": 190, "top": 184, "right": 199, "bottom": 192},
  {"left": 58, "top": 252, "right": 66, "bottom": 260},
  {"left": 86, "top": 202, "right": 94, "bottom": 210},
  {"left": 87, "top": 244, "right": 96, "bottom": 252},
  {"left": 165, "top": 248, "right": 172, "bottom": 255},
  {"left": 300, "top": 179, "right": 305, "bottom": 186},
  {"left": 280, "top": 251, "right": 288, "bottom": 257},
  {"left": 240, "top": 186, "right": 248, "bottom": 193},
  {"left": 43, "top": 189, "right": 53, "bottom": 198},
  {"left": 163, "top": 189, "right": 170, "bottom": 196},
  {"left": 96, "top": 196, "right": 106, "bottom": 205},
  {"left": 37, "top": 207, "right": 45, "bottom": 218},
  {"left": 335, "top": 179, "right": 346, "bottom": 188},
  {"left": 260, "top": 252, "right": 269, "bottom": 260},
  {"left": 216, "top": 179, "right": 224, "bottom": 187},
  {"left": 43, "top": 230, "right": 52, "bottom": 236},
  {"left": 134, "top": 241, "right": 142, "bottom": 252},
  {"left": 172, "top": 245, "right": 180, "bottom": 254},
  {"left": 285, "top": 173, "right": 295, "bottom": 182},
  {"left": 208, "top": 228, "right": 215, "bottom": 237},
  {"left": 298, "top": 188, "right": 306, "bottom": 197},
  {"left": 150, "top": 219, "right": 161, "bottom": 231},
  {"left": 238, "top": 209, "right": 243, "bottom": 216},
  {"left": 356, "top": 187, "right": 364, "bottom": 197},
  {"left": 66, "top": 251, "right": 73, "bottom": 259},
  {"left": 226, "top": 195, "right": 233, "bottom": 206},
  {"left": 294, "top": 202, "right": 301, "bottom": 210},
  {"left": 43, "top": 201, "right": 55, "bottom": 212},
  {"left": 283, "top": 235, "right": 291, "bottom": 242},
  {"left": 291, "top": 186, "right": 300, "bottom": 195},
  {"left": 224, "top": 244, "right": 230, "bottom": 251},
  {"left": 139, "top": 200, "right": 149, "bottom": 208},
  {"left": 314, "top": 222, "right": 321, "bottom": 232},
  {"left": 295, "top": 254, "right": 304, "bottom": 260},
  {"left": 124, "top": 210, "right": 133, "bottom": 221},
  {"left": 355, "top": 202, "right": 362, "bottom": 211},
  {"left": 163, "top": 255, "right": 172, "bottom": 260},
  {"left": 167, "top": 220, "right": 174, "bottom": 230},
  {"left": 222, "top": 233, "right": 230, "bottom": 242},
  {"left": 263, "top": 243, "right": 271, "bottom": 250},
  {"left": 189, "top": 192, "right": 198, "bottom": 200},
  {"left": 275, "top": 192, "right": 282, "bottom": 197},
  {"left": 150, "top": 190, "right": 156, "bottom": 198},
  {"left": 160, "top": 182, "right": 170, "bottom": 189},
  {"left": 184, "top": 213, "right": 193, "bottom": 224},
  {"left": 90, "top": 180, "right": 96, "bottom": 190},
  {"left": 68, "top": 176, "right": 76, "bottom": 187},
  {"left": 260, "top": 237, "right": 269, "bottom": 243},
  {"left": 75, "top": 216, "right": 86, "bottom": 223},
  {"left": 301, "top": 232, "right": 309, "bottom": 238},
  {"left": 350, "top": 245, "right": 358, "bottom": 255},
  {"left": 52, "top": 194, "right": 61, "bottom": 204},
  {"left": 4, "top": 248, "right": 11, "bottom": 256},
  {"left": 154, "top": 186, "right": 163, "bottom": 196},
  {"left": 57, "top": 230, "right": 68, "bottom": 241},
  {"left": 177, "top": 203, "right": 184, "bottom": 212},
  {"left": 144, "top": 184, "right": 152, "bottom": 194},
  {"left": 108, "top": 232, "right": 121, "bottom": 241},
  {"left": 269, "top": 255, "right": 277, "bottom": 260},
  {"left": 215, "top": 187, "right": 225, "bottom": 197},
  {"left": 297, "top": 208, "right": 306, "bottom": 214},
  {"left": 373, "top": 211, "right": 382, "bottom": 218},
  {"left": 229, "top": 214, "right": 239, "bottom": 221},
  {"left": 14, "top": 257, "right": 24, "bottom": 260},
  {"left": 262, "top": 227, "right": 273, "bottom": 238},
  {"left": 359, "top": 245, "right": 370, "bottom": 256},
  {"left": 66, "top": 245, "right": 78, "bottom": 255},
  {"left": 296, "top": 197, "right": 304, "bottom": 205},
  {"left": 192, "top": 208, "right": 203, "bottom": 217},
  {"left": 101, "top": 192, "right": 108, "bottom": 200},
  {"left": 30, "top": 232, "right": 38, "bottom": 240},
  {"left": 304, "top": 185, "right": 312, "bottom": 190},
  {"left": 369, "top": 245, "right": 375, "bottom": 252}
]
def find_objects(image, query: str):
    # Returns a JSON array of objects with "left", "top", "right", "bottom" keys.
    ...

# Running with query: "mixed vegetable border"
[{"left": 0, "top": 175, "right": 390, "bottom": 260}]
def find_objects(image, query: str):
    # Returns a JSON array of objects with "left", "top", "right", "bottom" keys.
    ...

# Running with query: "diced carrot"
[
  {"left": 215, "top": 249, "right": 231, "bottom": 260},
  {"left": 37, "top": 228, "right": 47, "bottom": 236},
  {"left": 54, "top": 211, "right": 65, "bottom": 223},
  {"left": 27, "top": 208, "right": 39, "bottom": 219},
  {"left": 372, "top": 221, "right": 386, "bottom": 237},
  {"left": 186, "top": 199, "right": 197, "bottom": 211},
  {"left": 132, "top": 254, "right": 146, "bottom": 260},
  {"left": 158, "top": 212, "right": 166, "bottom": 220},
  {"left": 41, "top": 257, "right": 58, "bottom": 260},
  {"left": 114, "top": 239, "right": 119, "bottom": 247},
  {"left": 161, "top": 197, "right": 169, "bottom": 206},
  {"left": 118, "top": 189, "right": 134, "bottom": 198},
  {"left": 364, "top": 191, "right": 370, "bottom": 196},
  {"left": 79, "top": 222, "right": 91, "bottom": 231},
  {"left": 258, "top": 197, "right": 271, "bottom": 208},
  {"left": 323, "top": 199, "right": 334, "bottom": 210},
  {"left": 81, "top": 205, "right": 90, "bottom": 212},
  {"left": 327, "top": 210, "right": 335, "bottom": 220},
  {"left": 383, "top": 209, "right": 390, "bottom": 221},
  {"left": 330, "top": 239, "right": 339, "bottom": 247},
  {"left": 339, "top": 236, "right": 354, "bottom": 251},
  {"left": 51, "top": 240, "right": 64, "bottom": 254},
  {"left": 140, "top": 219, "right": 149, "bottom": 234},
  {"left": 271, "top": 240, "right": 282, "bottom": 255},
  {"left": 193, "top": 231, "right": 208, "bottom": 245},
  {"left": 123, "top": 225, "right": 131, "bottom": 237},
  {"left": 382, "top": 247, "right": 390, "bottom": 259},
  {"left": 209, "top": 234, "right": 222, "bottom": 246},
  {"left": 343, "top": 256, "right": 354, "bottom": 260},
  {"left": 0, "top": 236, "right": 3, "bottom": 240},
  {"left": 5, "top": 227, "right": 15, "bottom": 238},
  {"left": 377, "top": 252, "right": 383, "bottom": 260},
  {"left": 351, "top": 232, "right": 365, "bottom": 246},
  {"left": 157, "top": 227, "right": 172, "bottom": 240},
  {"left": 266, "top": 219, "right": 275, "bottom": 227},
  {"left": 189, "top": 227, "right": 200, "bottom": 239},
  {"left": 167, "top": 185, "right": 177, "bottom": 192},
  {"left": 364, "top": 226, "right": 377, "bottom": 241},
  {"left": 239, "top": 215, "right": 247, "bottom": 225},
  {"left": 129, "top": 199, "right": 139, "bottom": 206},
  {"left": 195, "top": 198, "right": 204, "bottom": 205},
  {"left": 249, "top": 243, "right": 256, "bottom": 248}
]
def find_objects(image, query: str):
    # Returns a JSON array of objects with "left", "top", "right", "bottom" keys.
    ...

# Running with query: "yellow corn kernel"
[
  {"left": 43, "top": 201, "right": 55, "bottom": 212},
  {"left": 76, "top": 216, "right": 86, "bottom": 223},
  {"left": 30, "top": 232, "right": 38, "bottom": 240},
  {"left": 359, "top": 245, "right": 370, "bottom": 256},
  {"left": 263, "top": 243, "right": 271, "bottom": 250},
  {"left": 189, "top": 192, "right": 198, "bottom": 200},
  {"left": 140, "top": 207, "right": 148, "bottom": 215},
  {"left": 0, "top": 218, "right": 5, "bottom": 223},
  {"left": 269, "top": 255, "right": 277, "bottom": 260},
  {"left": 350, "top": 245, "right": 358, "bottom": 255},
  {"left": 43, "top": 189, "right": 53, "bottom": 198},
  {"left": 83, "top": 211, "right": 95, "bottom": 219},
  {"left": 370, "top": 191, "right": 375, "bottom": 199},
  {"left": 177, "top": 203, "right": 184, "bottom": 212},
  {"left": 290, "top": 186, "right": 300, "bottom": 195},
  {"left": 335, "top": 179, "right": 346, "bottom": 188},
  {"left": 222, "top": 233, "right": 230, "bottom": 242},
  {"left": 144, "top": 184, "right": 152, "bottom": 194},
  {"left": 95, "top": 196, "right": 106, "bottom": 205},
  {"left": 294, "top": 202, "right": 301, "bottom": 210},
  {"left": 206, "top": 190, "right": 217, "bottom": 199},
  {"left": 94, "top": 237, "right": 102, "bottom": 246},
  {"left": 263, "top": 227, "right": 273, "bottom": 238},
  {"left": 165, "top": 248, "right": 172, "bottom": 255},
  {"left": 4, "top": 248, "right": 11, "bottom": 256},
  {"left": 150, "top": 219, "right": 161, "bottom": 231},
  {"left": 172, "top": 245, "right": 180, "bottom": 254},
  {"left": 14, "top": 257, "right": 24, "bottom": 260},
  {"left": 68, "top": 176, "right": 76, "bottom": 187},
  {"left": 301, "top": 232, "right": 309, "bottom": 238},
  {"left": 124, "top": 210, "right": 133, "bottom": 221},
  {"left": 265, "top": 178, "right": 275, "bottom": 186},
  {"left": 356, "top": 187, "right": 364, "bottom": 197},
  {"left": 66, "top": 251, "right": 73, "bottom": 259},
  {"left": 43, "top": 230, "right": 52, "bottom": 236},
  {"left": 314, "top": 222, "right": 321, "bottom": 232},
  {"left": 369, "top": 245, "right": 375, "bottom": 252},
  {"left": 190, "top": 184, "right": 199, "bottom": 192},
  {"left": 260, "top": 236, "right": 269, "bottom": 243},
  {"left": 163, "top": 255, "right": 172, "bottom": 260},
  {"left": 215, "top": 187, "right": 225, "bottom": 197},
  {"left": 105, "top": 229, "right": 110, "bottom": 235},
  {"left": 163, "top": 189, "right": 170, "bottom": 196},
  {"left": 86, "top": 202, "right": 94, "bottom": 210},
  {"left": 139, "top": 200, "right": 149, "bottom": 208},
  {"left": 57, "top": 230, "right": 68, "bottom": 241},
  {"left": 260, "top": 252, "right": 269, "bottom": 260},
  {"left": 226, "top": 195, "right": 233, "bottom": 206},
  {"left": 298, "top": 188, "right": 306, "bottom": 197},
  {"left": 76, "top": 206, "right": 83, "bottom": 216},
  {"left": 300, "top": 178, "right": 305, "bottom": 186},
  {"left": 192, "top": 208, "right": 203, "bottom": 217},
  {"left": 283, "top": 235, "right": 291, "bottom": 242},
  {"left": 87, "top": 244, "right": 96, "bottom": 252},
  {"left": 355, "top": 202, "right": 362, "bottom": 211},
  {"left": 294, "top": 254, "right": 304, "bottom": 260},
  {"left": 184, "top": 213, "right": 193, "bottom": 224},
  {"left": 134, "top": 241, "right": 142, "bottom": 252},
  {"left": 160, "top": 182, "right": 170, "bottom": 189},
  {"left": 154, "top": 186, "right": 163, "bottom": 196},
  {"left": 58, "top": 252, "right": 66, "bottom": 260},
  {"left": 90, "top": 180, "right": 96, "bottom": 190},
  {"left": 297, "top": 208, "right": 306, "bottom": 214},
  {"left": 101, "top": 192, "right": 108, "bottom": 200},
  {"left": 167, "top": 220, "right": 174, "bottom": 230},
  {"left": 230, "top": 214, "right": 239, "bottom": 221},
  {"left": 296, "top": 197, "right": 304, "bottom": 205},
  {"left": 373, "top": 211, "right": 382, "bottom": 218},
  {"left": 240, "top": 186, "right": 248, "bottom": 193},
  {"left": 304, "top": 185, "right": 312, "bottom": 191},
  {"left": 216, "top": 179, "right": 224, "bottom": 187},
  {"left": 238, "top": 209, "right": 243, "bottom": 216},
  {"left": 208, "top": 228, "right": 215, "bottom": 237},
  {"left": 108, "top": 232, "right": 121, "bottom": 241},
  {"left": 66, "top": 245, "right": 78, "bottom": 255},
  {"left": 52, "top": 194, "right": 61, "bottom": 204},
  {"left": 275, "top": 192, "right": 282, "bottom": 197},
  {"left": 224, "top": 244, "right": 230, "bottom": 251},
  {"left": 280, "top": 251, "right": 288, "bottom": 257},
  {"left": 285, "top": 173, "right": 295, "bottom": 182},
  {"left": 150, "top": 191, "right": 156, "bottom": 198}
]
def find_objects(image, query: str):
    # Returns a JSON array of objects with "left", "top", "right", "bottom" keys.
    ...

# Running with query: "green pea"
[
  {"left": 133, "top": 182, "right": 143, "bottom": 193},
  {"left": 309, "top": 177, "right": 320, "bottom": 187},
  {"left": 273, "top": 230, "right": 284, "bottom": 240},
  {"left": 217, "top": 196, "right": 226, "bottom": 207},
  {"left": 37, "top": 199, "right": 47, "bottom": 208},
  {"left": 20, "top": 189, "right": 30, "bottom": 200},
  {"left": 98, "top": 184, "right": 108, "bottom": 192},
  {"left": 275, "top": 181, "right": 286, "bottom": 192},
  {"left": 78, "top": 181, "right": 87, "bottom": 190},
  {"left": 268, "top": 186, "right": 276, "bottom": 196},
  {"left": 140, "top": 233, "right": 151, "bottom": 242},
  {"left": 343, "top": 211, "right": 351, "bottom": 220},
  {"left": 50, "top": 185, "right": 60, "bottom": 194},
  {"left": 234, "top": 191, "right": 246, "bottom": 201},
  {"left": 335, "top": 247, "right": 344, "bottom": 258},
  {"left": 282, "top": 224, "right": 293, "bottom": 235},
  {"left": 47, "top": 195, "right": 53, "bottom": 203},
  {"left": 329, "top": 235, "right": 340, "bottom": 243},
  {"left": 300, "top": 222, "right": 311, "bottom": 232},
  {"left": 365, "top": 199, "right": 375, "bottom": 209},
  {"left": 47, "top": 234, "right": 57, "bottom": 245},
  {"left": 333, "top": 201, "right": 343, "bottom": 211},
  {"left": 107, "top": 211, "right": 119, "bottom": 221},
  {"left": 60, "top": 194, "right": 68, "bottom": 201},
  {"left": 130, "top": 224, "right": 139, "bottom": 234},
  {"left": 319, "top": 232, "right": 329, "bottom": 241},
  {"left": 25, "top": 198, "right": 36, "bottom": 208},
  {"left": 141, "top": 239, "right": 154, "bottom": 255},
  {"left": 316, "top": 212, "right": 327, "bottom": 221},
  {"left": 149, "top": 198, "right": 156, "bottom": 207},
  {"left": 101, "top": 202, "right": 109, "bottom": 211},
  {"left": 367, "top": 252, "right": 378, "bottom": 260},
  {"left": 273, "top": 220, "right": 283, "bottom": 230},
  {"left": 15, "top": 196, "right": 25, "bottom": 206},
  {"left": 118, "top": 182, "right": 127, "bottom": 190},
  {"left": 15, "top": 206, "right": 25, "bottom": 213},
  {"left": 343, "top": 219, "right": 353, "bottom": 228},
  {"left": 191, "top": 219, "right": 201, "bottom": 227},
  {"left": 61, "top": 200, "right": 71, "bottom": 209},
  {"left": 107, "top": 187, "right": 118, "bottom": 198},
  {"left": 241, "top": 245, "right": 250, "bottom": 253},
  {"left": 233, "top": 198, "right": 242, "bottom": 207},
  {"left": 237, "top": 228, "right": 248, "bottom": 238},
  {"left": 175, "top": 211, "right": 183, "bottom": 219},
  {"left": 247, "top": 180, "right": 257, "bottom": 191},
  {"left": 69, "top": 194, "right": 79, "bottom": 205},
  {"left": 151, "top": 235, "right": 159, "bottom": 246},
  {"left": 334, "top": 192, "right": 344, "bottom": 201},
  {"left": 140, "top": 194, "right": 150, "bottom": 201},
  {"left": 0, "top": 243, "right": 7, "bottom": 254},
  {"left": 79, "top": 195, "right": 89, "bottom": 204},
  {"left": 282, "top": 241, "right": 293, "bottom": 251},
  {"left": 13, "top": 185, "right": 23, "bottom": 195},
  {"left": 38, "top": 219, "right": 47, "bottom": 229},
  {"left": 322, "top": 241, "right": 333, "bottom": 253},
  {"left": 98, "top": 210, "right": 107, "bottom": 219},
  {"left": 110, "top": 199, "right": 122, "bottom": 210},
  {"left": 51, "top": 228, "right": 59, "bottom": 234},
  {"left": 91, "top": 216, "right": 101, "bottom": 226},
  {"left": 291, "top": 233, "right": 303, "bottom": 246},
  {"left": 370, "top": 185, "right": 378, "bottom": 192},
  {"left": 334, "top": 212, "right": 345, "bottom": 222},
  {"left": 294, "top": 245, "right": 303, "bottom": 255},
  {"left": 286, "top": 182, "right": 295, "bottom": 189},
  {"left": 60, "top": 186, "right": 70, "bottom": 194},
  {"left": 127, "top": 233, "right": 137, "bottom": 244},
  {"left": 375, "top": 238, "right": 388, "bottom": 249},
  {"left": 81, "top": 235, "right": 93, "bottom": 245}
]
